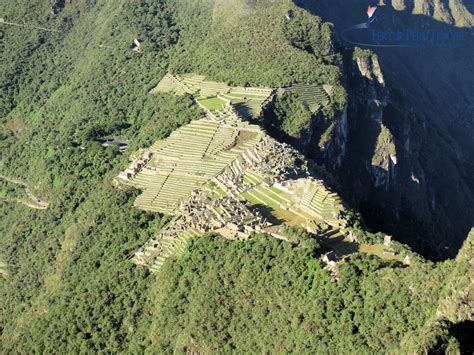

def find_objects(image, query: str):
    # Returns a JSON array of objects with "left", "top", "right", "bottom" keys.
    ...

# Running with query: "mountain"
[
  {"left": 0, "top": 0, "right": 472, "bottom": 353},
  {"left": 287, "top": 0, "right": 474, "bottom": 260}
]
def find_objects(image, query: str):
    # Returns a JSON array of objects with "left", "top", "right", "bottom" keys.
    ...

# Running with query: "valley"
[
  {"left": 0, "top": 0, "right": 472, "bottom": 353},
  {"left": 294, "top": 0, "right": 474, "bottom": 260}
]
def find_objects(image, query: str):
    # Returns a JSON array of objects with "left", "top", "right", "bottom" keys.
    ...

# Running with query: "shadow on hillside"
[
  {"left": 234, "top": 102, "right": 253, "bottom": 120},
  {"left": 296, "top": 0, "right": 473, "bottom": 131},
  {"left": 297, "top": 1, "right": 474, "bottom": 128},
  {"left": 318, "top": 233, "right": 359, "bottom": 255},
  {"left": 247, "top": 203, "right": 284, "bottom": 225},
  {"left": 294, "top": 0, "right": 474, "bottom": 260},
  {"left": 449, "top": 320, "right": 474, "bottom": 354},
  {"left": 464, "top": 2, "right": 474, "bottom": 13}
]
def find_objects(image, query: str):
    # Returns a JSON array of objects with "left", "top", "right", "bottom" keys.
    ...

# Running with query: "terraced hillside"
[
  {"left": 297, "top": 179, "right": 342, "bottom": 225},
  {"left": 178, "top": 73, "right": 230, "bottom": 97},
  {"left": 237, "top": 171, "right": 345, "bottom": 235},
  {"left": 283, "top": 84, "right": 331, "bottom": 113},
  {"left": 151, "top": 73, "right": 273, "bottom": 119},
  {"left": 135, "top": 229, "right": 199, "bottom": 273},
  {"left": 121, "top": 118, "right": 263, "bottom": 214},
  {"left": 148, "top": 73, "right": 187, "bottom": 95},
  {"left": 123, "top": 74, "right": 360, "bottom": 272}
]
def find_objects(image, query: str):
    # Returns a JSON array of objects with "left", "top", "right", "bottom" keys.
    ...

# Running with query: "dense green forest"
[
  {"left": 267, "top": 92, "right": 313, "bottom": 139},
  {"left": 0, "top": 0, "right": 472, "bottom": 353},
  {"left": 137, "top": 234, "right": 472, "bottom": 353}
]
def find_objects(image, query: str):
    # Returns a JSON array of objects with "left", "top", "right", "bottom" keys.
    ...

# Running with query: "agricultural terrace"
[
  {"left": 238, "top": 171, "right": 346, "bottom": 238},
  {"left": 240, "top": 171, "right": 306, "bottom": 226},
  {"left": 151, "top": 73, "right": 273, "bottom": 119},
  {"left": 122, "top": 119, "right": 263, "bottom": 214},
  {"left": 125, "top": 73, "right": 401, "bottom": 271},
  {"left": 137, "top": 229, "right": 200, "bottom": 272},
  {"left": 282, "top": 83, "right": 331, "bottom": 113},
  {"left": 148, "top": 73, "right": 186, "bottom": 95}
]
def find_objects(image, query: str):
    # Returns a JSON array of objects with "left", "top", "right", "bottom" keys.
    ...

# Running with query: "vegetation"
[
  {"left": 169, "top": 1, "right": 343, "bottom": 89},
  {"left": 136, "top": 234, "right": 470, "bottom": 353},
  {"left": 198, "top": 97, "right": 226, "bottom": 110},
  {"left": 0, "top": 178, "right": 24, "bottom": 201},
  {"left": 0, "top": 0, "right": 471, "bottom": 353},
  {"left": 268, "top": 92, "right": 314, "bottom": 139},
  {"left": 283, "top": 9, "right": 334, "bottom": 58},
  {"left": 0, "top": 1, "right": 197, "bottom": 351}
]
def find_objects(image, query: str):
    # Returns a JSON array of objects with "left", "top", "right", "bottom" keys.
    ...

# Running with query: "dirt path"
[
  {"left": 0, "top": 175, "right": 49, "bottom": 210},
  {"left": 0, "top": 261, "right": 7, "bottom": 278},
  {"left": 0, "top": 18, "right": 60, "bottom": 33}
]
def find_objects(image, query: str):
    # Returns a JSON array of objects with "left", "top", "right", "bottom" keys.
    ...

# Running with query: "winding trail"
[
  {"left": 0, "top": 175, "right": 48, "bottom": 210},
  {"left": 0, "top": 261, "right": 7, "bottom": 278},
  {"left": 0, "top": 18, "right": 60, "bottom": 33}
]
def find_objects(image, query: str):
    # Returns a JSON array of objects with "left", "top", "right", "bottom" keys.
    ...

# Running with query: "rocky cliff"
[{"left": 292, "top": 0, "right": 474, "bottom": 260}]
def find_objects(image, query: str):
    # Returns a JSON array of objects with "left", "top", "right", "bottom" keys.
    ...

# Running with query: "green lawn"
[
  {"left": 198, "top": 97, "right": 226, "bottom": 110},
  {"left": 240, "top": 190, "right": 305, "bottom": 226},
  {"left": 207, "top": 184, "right": 227, "bottom": 200},
  {"left": 359, "top": 243, "right": 404, "bottom": 261}
]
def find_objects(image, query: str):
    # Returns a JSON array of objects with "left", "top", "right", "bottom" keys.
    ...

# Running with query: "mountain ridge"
[
  {"left": 0, "top": 0, "right": 472, "bottom": 352},
  {"left": 290, "top": 0, "right": 474, "bottom": 260}
]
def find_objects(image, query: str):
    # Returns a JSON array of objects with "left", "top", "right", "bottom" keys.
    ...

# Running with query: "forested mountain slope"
[{"left": 0, "top": 0, "right": 472, "bottom": 353}]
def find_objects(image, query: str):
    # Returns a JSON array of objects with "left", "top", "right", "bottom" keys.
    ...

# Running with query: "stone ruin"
[
  {"left": 211, "top": 134, "right": 310, "bottom": 196},
  {"left": 118, "top": 149, "right": 152, "bottom": 181},
  {"left": 131, "top": 39, "right": 141, "bottom": 52},
  {"left": 134, "top": 190, "right": 269, "bottom": 268},
  {"left": 121, "top": 73, "right": 347, "bottom": 271},
  {"left": 129, "top": 130, "right": 347, "bottom": 271},
  {"left": 245, "top": 135, "right": 310, "bottom": 183}
]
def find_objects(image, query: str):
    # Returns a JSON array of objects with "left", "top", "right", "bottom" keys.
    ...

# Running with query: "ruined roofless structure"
[{"left": 118, "top": 73, "right": 344, "bottom": 271}]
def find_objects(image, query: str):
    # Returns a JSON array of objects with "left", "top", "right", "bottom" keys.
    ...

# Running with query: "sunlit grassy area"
[
  {"left": 359, "top": 243, "right": 404, "bottom": 261},
  {"left": 240, "top": 190, "right": 305, "bottom": 226},
  {"left": 206, "top": 182, "right": 227, "bottom": 200},
  {"left": 198, "top": 97, "right": 226, "bottom": 110}
]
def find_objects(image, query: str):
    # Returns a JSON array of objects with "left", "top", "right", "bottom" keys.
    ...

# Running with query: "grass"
[
  {"left": 206, "top": 182, "right": 227, "bottom": 200},
  {"left": 198, "top": 97, "right": 227, "bottom": 110},
  {"left": 240, "top": 190, "right": 305, "bottom": 226},
  {"left": 359, "top": 244, "right": 404, "bottom": 261},
  {"left": 225, "top": 92, "right": 252, "bottom": 99}
]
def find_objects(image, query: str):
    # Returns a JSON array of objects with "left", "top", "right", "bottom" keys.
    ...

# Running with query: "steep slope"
[
  {"left": 169, "top": 0, "right": 341, "bottom": 87},
  {"left": 0, "top": 0, "right": 472, "bottom": 352},
  {"left": 0, "top": 1, "right": 200, "bottom": 351},
  {"left": 138, "top": 231, "right": 473, "bottom": 353},
  {"left": 0, "top": 0, "right": 346, "bottom": 351},
  {"left": 292, "top": 0, "right": 474, "bottom": 259}
]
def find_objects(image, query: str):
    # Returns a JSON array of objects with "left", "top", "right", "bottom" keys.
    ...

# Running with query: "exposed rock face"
[
  {"left": 295, "top": 0, "right": 474, "bottom": 261},
  {"left": 297, "top": 46, "right": 472, "bottom": 260},
  {"left": 355, "top": 51, "right": 388, "bottom": 124},
  {"left": 371, "top": 124, "right": 398, "bottom": 188},
  {"left": 390, "top": 0, "right": 473, "bottom": 26},
  {"left": 391, "top": 0, "right": 407, "bottom": 11},
  {"left": 323, "top": 104, "right": 348, "bottom": 170}
]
